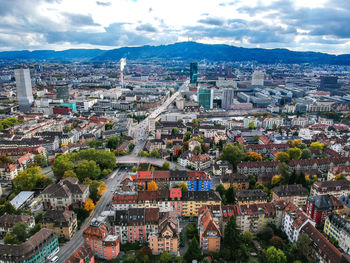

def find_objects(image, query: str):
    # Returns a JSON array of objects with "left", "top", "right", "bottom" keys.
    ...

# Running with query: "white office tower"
[
  {"left": 252, "top": 71, "right": 265, "bottom": 86},
  {"left": 15, "top": 68, "right": 34, "bottom": 112}
]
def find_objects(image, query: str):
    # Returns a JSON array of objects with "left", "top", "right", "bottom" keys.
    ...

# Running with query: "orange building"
[
  {"left": 198, "top": 206, "right": 221, "bottom": 253},
  {"left": 83, "top": 221, "right": 120, "bottom": 260},
  {"left": 149, "top": 212, "right": 179, "bottom": 255}
]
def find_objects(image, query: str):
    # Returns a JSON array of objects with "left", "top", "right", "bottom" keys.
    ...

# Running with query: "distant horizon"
[
  {"left": 1, "top": 0, "right": 350, "bottom": 54},
  {"left": 1, "top": 41, "right": 349, "bottom": 56}
]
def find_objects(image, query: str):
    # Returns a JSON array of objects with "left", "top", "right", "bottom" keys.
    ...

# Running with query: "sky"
[{"left": 1, "top": 0, "right": 350, "bottom": 54}]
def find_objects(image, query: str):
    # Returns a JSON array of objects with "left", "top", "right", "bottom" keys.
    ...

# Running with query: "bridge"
[{"left": 116, "top": 155, "right": 188, "bottom": 170}]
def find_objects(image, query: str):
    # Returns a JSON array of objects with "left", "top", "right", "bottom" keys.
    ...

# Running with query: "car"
[{"left": 50, "top": 256, "right": 59, "bottom": 263}]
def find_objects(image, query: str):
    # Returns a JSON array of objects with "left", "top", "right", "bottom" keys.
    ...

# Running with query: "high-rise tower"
[
  {"left": 14, "top": 68, "right": 33, "bottom": 112},
  {"left": 190, "top": 62, "right": 198, "bottom": 84}
]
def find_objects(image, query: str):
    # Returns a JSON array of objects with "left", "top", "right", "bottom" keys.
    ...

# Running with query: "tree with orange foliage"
[
  {"left": 84, "top": 198, "right": 95, "bottom": 212},
  {"left": 247, "top": 152, "right": 263, "bottom": 161},
  {"left": 148, "top": 180, "right": 158, "bottom": 191},
  {"left": 98, "top": 181, "right": 107, "bottom": 195},
  {"left": 271, "top": 175, "right": 281, "bottom": 186}
]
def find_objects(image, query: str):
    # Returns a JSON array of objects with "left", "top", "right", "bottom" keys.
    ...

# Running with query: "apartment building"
[
  {"left": 310, "top": 180, "right": 350, "bottom": 198},
  {"left": 324, "top": 214, "right": 350, "bottom": 255},
  {"left": 306, "top": 195, "right": 343, "bottom": 225},
  {"left": 272, "top": 184, "right": 309, "bottom": 207},
  {"left": 41, "top": 210, "right": 77, "bottom": 240},
  {"left": 198, "top": 206, "right": 221, "bottom": 253}
]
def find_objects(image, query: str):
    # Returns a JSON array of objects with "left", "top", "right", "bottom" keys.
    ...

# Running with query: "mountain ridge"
[{"left": 1, "top": 42, "right": 350, "bottom": 65}]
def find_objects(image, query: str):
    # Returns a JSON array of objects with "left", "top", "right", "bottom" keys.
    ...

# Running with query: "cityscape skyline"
[{"left": 1, "top": 0, "right": 350, "bottom": 54}]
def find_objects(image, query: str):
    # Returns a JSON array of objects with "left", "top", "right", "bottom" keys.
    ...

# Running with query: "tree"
[
  {"left": 301, "top": 148, "right": 312, "bottom": 159},
  {"left": 4, "top": 232, "right": 19, "bottom": 244},
  {"left": 160, "top": 252, "right": 171, "bottom": 263},
  {"left": 242, "top": 231, "right": 253, "bottom": 245},
  {"left": 88, "top": 140, "right": 103, "bottom": 148},
  {"left": 184, "top": 237, "right": 201, "bottom": 263},
  {"left": 29, "top": 224, "right": 41, "bottom": 236},
  {"left": 186, "top": 224, "right": 197, "bottom": 240},
  {"left": 221, "top": 144, "right": 246, "bottom": 169},
  {"left": 223, "top": 216, "right": 241, "bottom": 260},
  {"left": 89, "top": 180, "right": 102, "bottom": 203},
  {"left": 247, "top": 152, "right": 263, "bottom": 161},
  {"left": 13, "top": 166, "right": 52, "bottom": 191},
  {"left": 172, "top": 128, "right": 179, "bottom": 134},
  {"left": 277, "top": 162, "right": 290, "bottom": 185},
  {"left": 76, "top": 160, "right": 101, "bottom": 181},
  {"left": 276, "top": 152, "right": 290, "bottom": 163},
  {"left": 34, "top": 154, "right": 47, "bottom": 167},
  {"left": 271, "top": 175, "right": 281, "bottom": 186},
  {"left": 269, "top": 236, "right": 284, "bottom": 249},
  {"left": 291, "top": 139, "right": 306, "bottom": 149},
  {"left": 287, "top": 147, "right": 302, "bottom": 160},
  {"left": 226, "top": 186, "right": 236, "bottom": 204},
  {"left": 184, "top": 131, "right": 192, "bottom": 141},
  {"left": 161, "top": 162, "right": 170, "bottom": 170},
  {"left": 12, "top": 222, "right": 29, "bottom": 243},
  {"left": 215, "top": 184, "right": 226, "bottom": 198},
  {"left": 84, "top": 198, "right": 95, "bottom": 212},
  {"left": 248, "top": 121, "right": 255, "bottom": 130},
  {"left": 194, "top": 145, "right": 201, "bottom": 155},
  {"left": 106, "top": 136, "right": 122, "bottom": 149},
  {"left": 295, "top": 233, "right": 311, "bottom": 258},
  {"left": 180, "top": 182, "right": 188, "bottom": 192},
  {"left": 97, "top": 181, "right": 107, "bottom": 195},
  {"left": 310, "top": 142, "right": 324, "bottom": 151},
  {"left": 52, "top": 155, "right": 74, "bottom": 179},
  {"left": 150, "top": 149, "right": 161, "bottom": 158},
  {"left": 335, "top": 174, "right": 346, "bottom": 180},
  {"left": 265, "top": 246, "right": 287, "bottom": 263},
  {"left": 63, "top": 169, "right": 78, "bottom": 179},
  {"left": 148, "top": 181, "right": 158, "bottom": 191},
  {"left": 257, "top": 226, "right": 274, "bottom": 242}
]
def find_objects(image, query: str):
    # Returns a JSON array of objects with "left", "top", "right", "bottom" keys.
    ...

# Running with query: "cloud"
[
  {"left": 198, "top": 17, "right": 225, "bottom": 26},
  {"left": 96, "top": 1, "right": 111, "bottom": 6},
  {"left": 135, "top": 23, "right": 158, "bottom": 33}
]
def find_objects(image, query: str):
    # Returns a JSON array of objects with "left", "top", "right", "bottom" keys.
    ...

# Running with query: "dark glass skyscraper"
[{"left": 190, "top": 62, "right": 198, "bottom": 84}]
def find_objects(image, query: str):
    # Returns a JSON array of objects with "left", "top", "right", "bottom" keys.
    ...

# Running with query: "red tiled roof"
[{"left": 137, "top": 171, "right": 153, "bottom": 180}]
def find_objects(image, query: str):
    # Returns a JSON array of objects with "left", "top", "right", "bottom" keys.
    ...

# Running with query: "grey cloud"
[
  {"left": 96, "top": 1, "right": 111, "bottom": 6},
  {"left": 135, "top": 23, "right": 158, "bottom": 33},
  {"left": 62, "top": 13, "right": 100, "bottom": 26},
  {"left": 198, "top": 17, "right": 225, "bottom": 26}
]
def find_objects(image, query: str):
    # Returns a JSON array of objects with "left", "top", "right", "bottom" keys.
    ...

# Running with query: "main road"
[
  {"left": 57, "top": 168, "right": 124, "bottom": 262},
  {"left": 130, "top": 80, "right": 189, "bottom": 155}
]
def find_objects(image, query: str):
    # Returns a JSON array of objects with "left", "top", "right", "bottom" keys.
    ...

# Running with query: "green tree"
[
  {"left": 88, "top": 140, "right": 103, "bottom": 148},
  {"left": 63, "top": 169, "right": 78, "bottom": 179},
  {"left": 265, "top": 246, "right": 287, "bottom": 263},
  {"left": 223, "top": 216, "right": 241, "bottom": 260},
  {"left": 160, "top": 252, "right": 171, "bottom": 263},
  {"left": 184, "top": 237, "right": 201, "bottom": 263},
  {"left": 186, "top": 224, "right": 197, "bottom": 240},
  {"left": 310, "top": 142, "right": 324, "bottom": 151},
  {"left": 242, "top": 231, "right": 253, "bottom": 245},
  {"left": 29, "top": 224, "right": 41, "bottom": 236},
  {"left": 76, "top": 160, "right": 101, "bottom": 181},
  {"left": 52, "top": 155, "right": 74, "bottom": 179},
  {"left": 106, "top": 136, "right": 122, "bottom": 149},
  {"left": 221, "top": 144, "right": 246, "bottom": 169},
  {"left": 179, "top": 182, "right": 188, "bottom": 191},
  {"left": 248, "top": 121, "right": 255, "bottom": 130},
  {"left": 257, "top": 226, "right": 274, "bottom": 242},
  {"left": 277, "top": 162, "right": 290, "bottom": 185},
  {"left": 194, "top": 145, "right": 201, "bottom": 155},
  {"left": 287, "top": 147, "right": 302, "bottom": 160},
  {"left": 89, "top": 180, "right": 102, "bottom": 203},
  {"left": 276, "top": 152, "right": 290, "bottom": 163},
  {"left": 161, "top": 162, "right": 170, "bottom": 170},
  {"left": 4, "top": 232, "right": 19, "bottom": 244},
  {"left": 34, "top": 154, "right": 47, "bottom": 167},
  {"left": 150, "top": 149, "right": 161, "bottom": 158},
  {"left": 12, "top": 222, "right": 29, "bottom": 243},
  {"left": 215, "top": 184, "right": 226, "bottom": 199},
  {"left": 295, "top": 233, "right": 311, "bottom": 258},
  {"left": 226, "top": 186, "right": 236, "bottom": 204},
  {"left": 13, "top": 166, "right": 52, "bottom": 191},
  {"left": 172, "top": 128, "right": 179, "bottom": 134},
  {"left": 301, "top": 148, "right": 312, "bottom": 159},
  {"left": 269, "top": 236, "right": 284, "bottom": 249},
  {"left": 184, "top": 131, "right": 192, "bottom": 141}
]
